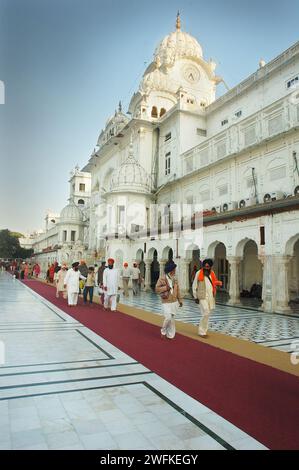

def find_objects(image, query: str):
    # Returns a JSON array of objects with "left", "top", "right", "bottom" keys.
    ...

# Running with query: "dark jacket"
[
  {"left": 97, "top": 265, "right": 106, "bottom": 285},
  {"left": 78, "top": 263, "right": 88, "bottom": 277}
]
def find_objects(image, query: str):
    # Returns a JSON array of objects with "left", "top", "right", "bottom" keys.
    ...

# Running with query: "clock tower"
[{"left": 129, "top": 12, "right": 221, "bottom": 119}]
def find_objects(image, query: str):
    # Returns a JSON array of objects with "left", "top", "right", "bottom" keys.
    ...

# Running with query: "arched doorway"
[
  {"left": 186, "top": 245, "right": 201, "bottom": 293},
  {"left": 162, "top": 246, "right": 173, "bottom": 262},
  {"left": 206, "top": 240, "right": 229, "bottom": 302},
  {"left": 151, "top": 106, "right": 158, "bottom": 118},
  {"left": 286, "top": 236, "right": 299, "bottom": 313},
  {"left": 240, "top": 239, "right": 263, "bottom": 307},
  {"left": 214, "top": 242, "right": 228, "bottom": 291},
  {"left": 136, "top": 249, "right": 145, "bottom": 283}
]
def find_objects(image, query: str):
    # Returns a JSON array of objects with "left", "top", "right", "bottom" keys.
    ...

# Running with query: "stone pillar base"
[
  {"left": 180, "top": 288, "right": 189, "bottom": 298},
  {"left": 275, "top": 305, "right": 292, "bottom": 314}
]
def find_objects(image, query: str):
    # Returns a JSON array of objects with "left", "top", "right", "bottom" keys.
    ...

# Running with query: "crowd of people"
[
  {"left": 2, "top": 256, "right": 222, "bottom": 341},
  {"left": 52, "top": 259, "right": 143, "bottom": 309},
  {"left": 0, "top": 260, "right": 41, "bottom": 279}
]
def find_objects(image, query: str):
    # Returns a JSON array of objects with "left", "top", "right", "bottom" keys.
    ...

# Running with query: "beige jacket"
[
  {"left": 193, "top": 276, "right": 209, "bottom": 300},
  {"left": 155, "top": 275, "right": 182, "bottom": 304},
  {"left": 192, "top": 269, "right": 220, "bottom": 301},
  {"left": 85, "top": 272, "right": 95, "bottom": 287}
]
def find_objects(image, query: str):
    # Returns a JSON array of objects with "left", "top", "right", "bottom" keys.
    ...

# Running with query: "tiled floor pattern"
[
  {"left": 121, "top": 292, "right": 299, "bottom": 354},
  {"left": 0, "top": 272, "right": 266, "bottom": 450}
]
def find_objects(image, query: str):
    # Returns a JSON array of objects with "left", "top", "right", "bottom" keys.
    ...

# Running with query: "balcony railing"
[{"left": 182, "top": 93, "right": 299, "bottom": 177}]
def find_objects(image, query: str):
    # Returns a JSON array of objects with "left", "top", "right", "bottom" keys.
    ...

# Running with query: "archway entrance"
[
  {"left": 136, "top": 249, "right": 145, "bottom": 286},
  {"left": 214, "top": 242, "right": 228, "bottom": 291},
  {"left": 288, "top": 238, "right": 299, "bottom": 313},
  {"left": 240, "top": 240, "right": 263, "bottom": 308},
  {"left": 162, "top": 246, "right": 173, "bottom": 263},
  {"left": 213, "top": 242, "right": 229, "bottom": 303},
  {"left": 188, "top": 248, "right": 201, "bottom": 293}
]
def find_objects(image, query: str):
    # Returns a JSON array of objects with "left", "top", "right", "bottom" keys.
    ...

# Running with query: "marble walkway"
[
  {"left": 121, "top": 291, "right": 299, "bottom": 354},
  {"left": 0, "top": 272, "right": 267, "bottom": 450}
]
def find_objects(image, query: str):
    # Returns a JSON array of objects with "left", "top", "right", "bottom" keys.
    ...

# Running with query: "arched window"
[
  {"left": 78, "top": 199, "right": 85, "bottom": 205},
  {"left": 151, "top": 106, "right": 158, "bottom": 118},
  {"left": 160, "top": 108, "right": 166, "bottom": 117}
]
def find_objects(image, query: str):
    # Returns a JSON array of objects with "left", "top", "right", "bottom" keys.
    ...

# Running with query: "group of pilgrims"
[
  {"left": 52, "top": 258, "right": 143, "bottom": 309},
  {"left": 50, "top": 257, "right": 222, "bottom": 341},
  {"left": 3, "top": 255, "right": 223, "bottom": 341}
]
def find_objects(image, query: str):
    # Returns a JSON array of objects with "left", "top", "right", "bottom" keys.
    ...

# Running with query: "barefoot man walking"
[
  {"left": 155, "top": 260, "right": 183, "bottom": 340},
  {"left": 192, "top": 259, "right": 222, "bottom": 338}
]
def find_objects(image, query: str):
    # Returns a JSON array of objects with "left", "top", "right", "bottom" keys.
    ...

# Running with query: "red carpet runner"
[{"left": 23, "top": 280, "right": 299, "bottom": 449}]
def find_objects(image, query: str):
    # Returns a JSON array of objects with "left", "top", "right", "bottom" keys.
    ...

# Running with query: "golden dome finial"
[{"left": 176, "top": 11, "right": 181, "bottom": 30}]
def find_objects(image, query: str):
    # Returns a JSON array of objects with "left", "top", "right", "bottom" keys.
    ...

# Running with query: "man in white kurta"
[
  {"left": 103, "top": 258, "right": 119, "bottom": 311},
  {"left": 192, "top": 259, "right": 222, "bottom": 337},
  {"left": 55, "top": 265, "right": 67, "bottom": 299},
  {"left": 193, "top": 274, "right": 214, "bottom": 336},
  {"left": 64, "top": 262, "right": 86, "bottom": 306},
  {"left": 131, "top": 263, "right": 141, "bottom": 295}
]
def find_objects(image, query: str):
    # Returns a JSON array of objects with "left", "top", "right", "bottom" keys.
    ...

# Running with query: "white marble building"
[
  {"left": 29, "top": 167, "right": 91, "bottom": 274},
  {"left": 29, "top": 14, "right": 299, "bottom": 314},
  {"left": 82, "top": 13, "right": 299, "bottom": 314}
]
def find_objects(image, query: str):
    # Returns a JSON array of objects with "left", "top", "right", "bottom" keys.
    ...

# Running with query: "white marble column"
[
  {"left": 179, "top": 259, "right": 191, "bottom": 297},
  {"left": 259, "top": 255, "right": 274, "bottom": 313},
  {"left": 274, "top": 255, "right": 291, "bottom": 313},
  {"left": 227, "top": 257, "right": 241, "bottom": 305},
  {"left": 144, "top": 259, "right": 152, "bottom": 292},
  {"left": 159, "top": 260, "right": 166, "bottom": 277}
]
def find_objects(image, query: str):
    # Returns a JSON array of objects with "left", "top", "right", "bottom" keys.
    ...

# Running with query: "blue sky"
[{"left": 1, "top": 0, "right": 299, "bottom": 233}]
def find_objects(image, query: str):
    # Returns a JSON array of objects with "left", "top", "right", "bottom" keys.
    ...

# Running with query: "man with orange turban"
[
  {"left": 121, "top": 262, "right": 131, "bottom": 297},
  {"left": 192, "top": 259, "right": 222, "bottom": 337},
  {"left": 103, "top": 258, "right": 120, "bottom": 311}
]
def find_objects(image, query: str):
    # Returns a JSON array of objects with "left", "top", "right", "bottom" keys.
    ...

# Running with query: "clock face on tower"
[{"left": 182, "top": 64, "right": 200, "bottom": 84}]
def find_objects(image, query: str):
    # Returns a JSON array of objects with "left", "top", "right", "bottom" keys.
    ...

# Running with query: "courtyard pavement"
[
  {"left": 121, "top": 291, "right": 299, "bottom": 354},
  {"left": 0, "top": 271, "right": 267, "bottom": 450}
]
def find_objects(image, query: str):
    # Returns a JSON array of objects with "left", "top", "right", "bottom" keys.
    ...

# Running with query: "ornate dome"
[
  {"left": 98, "top": 102, "right": 129, "bottom": 147},
  {"left": 140, "top": 68, "right": 177, "bottom": 95},
  {"left": 60, "top": 200, "right": 84, "bottom": 224},
  {"left": 138, "top": 13, "right": 203, "bottom": 96},
  {"left": 154, "top": 13, "right": 203, "bottom": 69},
  {"left": 110, "top": 139, "right": 153, "bottom": 194},
  {"left": 105, "top": 107, "right": 128, "bottom": 129}
]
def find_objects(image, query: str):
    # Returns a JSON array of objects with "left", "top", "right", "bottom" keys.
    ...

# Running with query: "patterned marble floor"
[
  {"left": 121, "top": 291, "right": 299, "bottom": 354},
  {"left": 0, "top": 272, "right": 266, "bottom": 450}
]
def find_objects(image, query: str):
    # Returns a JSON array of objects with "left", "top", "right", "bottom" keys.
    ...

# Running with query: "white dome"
[
  {"left": 60, "top": 200, "right": 84, "bottom": 224},
  {"left": 110, "top": 141, "right": 153, "bottom": 194},
  {"left": 140, "top": 68, "right": 177, "bottom": 95},
  {"left": 105, "top": 110, "right": 128, "bottom": 129},
  {"left": 154, "top": 30, "right": 203, "bottom": 69},
  {"left": 138, "top": 15, "right": 203, "bottom": 95}
]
